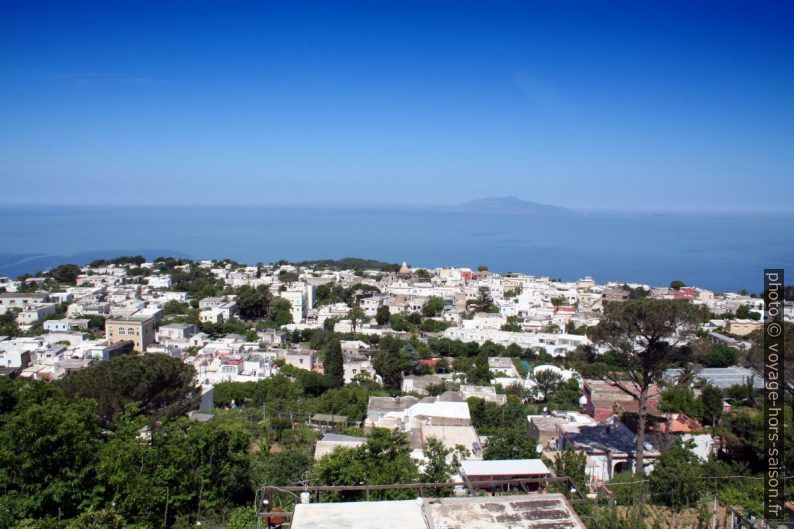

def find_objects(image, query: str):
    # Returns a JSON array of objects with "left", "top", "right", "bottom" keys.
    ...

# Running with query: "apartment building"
[{"left": 105, "top": 315, "right": 156, "bottom": 352}]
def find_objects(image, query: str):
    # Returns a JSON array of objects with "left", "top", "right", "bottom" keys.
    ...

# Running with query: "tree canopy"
[{"left": 59, "top": 354, "right": 197, "bottom": 426}]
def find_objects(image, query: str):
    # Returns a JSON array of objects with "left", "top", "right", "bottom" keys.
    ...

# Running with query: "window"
[
  {"left": 118, "top": 329, "right": 125, "bottom": 335},
  {"left": 128, "top": 328, "right": 135, "bottom": 335}
]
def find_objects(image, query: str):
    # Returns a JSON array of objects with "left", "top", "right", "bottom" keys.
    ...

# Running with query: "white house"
[
  {"left": 158, "top": 323, "right": 197, "bottom": 342},
  {"left": 18, "top": 304, "right": 58, "bottom": 325},
  {"left": 147, "top": 275, "right": 172, "bottom": 288}
]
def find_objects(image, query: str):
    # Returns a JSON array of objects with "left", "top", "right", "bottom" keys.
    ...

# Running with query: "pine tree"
[{"left": 324, "top": 339, "right": 345, "bottom": 387}]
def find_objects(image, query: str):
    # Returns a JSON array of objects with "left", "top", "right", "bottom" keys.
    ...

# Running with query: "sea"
[{"left": 0, "top": 205, "right": 792, "bottom": 293}]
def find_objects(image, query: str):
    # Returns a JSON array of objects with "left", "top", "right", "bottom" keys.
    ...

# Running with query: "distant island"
[{"left": 448, "top": 196, "right": 572, "bottom": 215}]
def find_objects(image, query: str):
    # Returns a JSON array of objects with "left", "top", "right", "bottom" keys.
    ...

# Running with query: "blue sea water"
[{"left": 0, "top": 205, "right": 791, "bottom": 293}]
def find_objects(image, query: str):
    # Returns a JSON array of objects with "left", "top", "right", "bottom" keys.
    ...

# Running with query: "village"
[{"left": 0, "top": 256, "right": 784, "bottom": 528}]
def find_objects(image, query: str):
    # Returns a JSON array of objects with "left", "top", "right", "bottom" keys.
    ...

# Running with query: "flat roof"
[
  {"left": 409, "top": 401, "right": 470, "bottom": 420},
  {"left": 292, "top": 499, "right": 425, "bottom": 529},
  {"left": 422, "top": 425, "right": 480, "bottom": 452},
  {"left": 461, "top": 459, "right": 550, "bottom": 477},
  {"left": 321, "top": 433, "right": 366, "bottom": 443},
  {"left": 108, "top": 315, "right": 154, "bottom": 323},
  {"left": 291, "top": 494, "right": 585, "bottom": 529},
  {"left": 160, "top": 323, "right": 195, "bottom": 329},
  {"left": 425, "top": 494, "right": 585, "bottom": 529},
  {"left": 664, "top": 366, "right": 763, "bottom": 389}
]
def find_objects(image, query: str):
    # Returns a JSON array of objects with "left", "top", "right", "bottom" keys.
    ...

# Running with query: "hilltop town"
[{"left": 0, "top": 256, "right": 789, "bottom": 528}]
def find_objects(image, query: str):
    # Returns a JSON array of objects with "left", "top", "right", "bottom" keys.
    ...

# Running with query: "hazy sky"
[{"left": 1, "top": 1, "right": 792, "bottom": 212}]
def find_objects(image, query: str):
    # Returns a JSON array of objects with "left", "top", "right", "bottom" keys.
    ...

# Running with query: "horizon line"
[{"left": 0, "top": 201, "right": 791, "bottom": 218}]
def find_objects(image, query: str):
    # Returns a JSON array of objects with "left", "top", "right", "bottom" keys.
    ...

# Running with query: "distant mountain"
[{"left": 449, "top": 196, "right": 572, "bottom": 215}]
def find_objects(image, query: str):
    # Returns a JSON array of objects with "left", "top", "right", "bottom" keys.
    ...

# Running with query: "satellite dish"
[
  {"left": 536, "top": 443, "right": 544, "bottom": 454},
  {"left": 578, "top": 395, "right": 587, "bottom": 406}
]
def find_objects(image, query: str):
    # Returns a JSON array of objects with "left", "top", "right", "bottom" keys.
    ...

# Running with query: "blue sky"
[{"left": 1, "top": 1, "right": 792, "bottom": 212}]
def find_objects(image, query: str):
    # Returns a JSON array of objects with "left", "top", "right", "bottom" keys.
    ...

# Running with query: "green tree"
[
  {"left": 375, "top": 305, "right": 390, "bottom": 326},
  {"left": 59, "top": 353, "right": 197, "bottom": 427},
  {"left": 406, "top": 311, "right": 422, "bottom": 325},
  {"left": 735, "top": 304, "right": 760, "bottom": 320},
  {"left": 474, "top": 287, "right": 495, "bottom": 313},
  {"left": 414, "top": 268, "right": 431, "bottom": 280},
  {"left": 373, "top": 349, "right": 404, "bottom": 391},
  {"left": 696, "top": 343, "right": 740, "bottom": 367},
  {"left": 11, "top": 517, "right": 65, "bottom": 529},
  {"left": 467, "top": 397, "right": 530, "bottom": 435},
  {"left": 550, "top": 449, "right": 586, "bottom": 493},
  {"left": 501, "top": 316, "right": 523, "bottom": 332},
  {"left": 420, "top": 437, "right": 466, "bottom": 496},
  {"left": 484, "top": 428, "right": 537, "bottom": 460},
  {"left": 420, "top": 318, "right": 450, "bottom": 333},
  {"left": 347, "top": 306, "right": 367, "bottom": 335},
  {"left": 0, "top": 311, "right": 19, "bottom": 338},
  {"left": 65, "top": 509, "right": 125, "bottom": 529},
  {"left": 699, "top": 384, "right": 723, "bottom": 426},
  {"left": 388, "top": 313, "right": 412, "bottom": 332},
  {"left": 316, "top": 385, "right": 372, "bottom": 422},
  {"left": 269, "top": 297, "right": 293, "bottom": 326},
  {"left": 546, "top": 378, "right": 582, "bottom": 411},
  {"left": 236, "top": 285, "right": 272, "bottom": 320},
  {"left": 550, "top": 296, "right": 566, "bottom": 307},
  {"left": 225, "top": 506, "right": 258, "bottom": 529},
  {"left": 529, "top": 369, "right": 563, "bottom": 402},
  {"left": 48, "top": 264, "right": 82, "bottom": 285},
  {"left": 649, "top": 442, "right": 705, "bottom": 509},
  {"left": 467, "top": 351, "right": 491, "bottom": 385},
  {"left": 314, "top": 429, "right": 419, "bottom": 500},
  {"left": 323, "top": 339, "right": 345, "bottom": 388},
  {"left": 422, "top": 297, "right": 445, "bottom": 318},
  {"left": 670, "top": 280, "right": 686, "bottom": 290},
  {"left": 251, "top": 448, "right": 314, "bottom": 490},
  {"left": 0, "top": 380, "right": 101, "bottom": 524},
  {"left": 587, "top": 298, "right": 701, "bottom": 474},
  {"left": 659, "top": 384, "right": 702, "bottom": 418},
  {"left": 163, "top": 300, "right": 190, "bottom": 316},
  {"left": 97, "top": 411, "right": 253, "bottom": 527},
  {"left": 501, "top": 316, "right": 524, "bottom": 332}
]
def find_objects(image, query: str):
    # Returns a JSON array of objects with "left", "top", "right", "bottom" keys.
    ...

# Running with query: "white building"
[
  {"left": 278, "top": 286, "right": 311, "bottom": 324},
  {"left": 147, "top": 275, "right": 172, "bottom": 288},
  {"left": 158, "top": 323, "right": 198, "bottom": 342},
  {"left": 443, "top": 328, "right": 588, "bottom": 356},
  {"left": 18, "top": 304, "right": 58, "bottom": 325},
  {"left": 0, "top": 293, "right": 49, "bottom": 313}
]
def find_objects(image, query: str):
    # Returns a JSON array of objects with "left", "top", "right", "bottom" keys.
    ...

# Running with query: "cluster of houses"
[{"left": 0, "top": 259, "right": 774, "bottom": 503}]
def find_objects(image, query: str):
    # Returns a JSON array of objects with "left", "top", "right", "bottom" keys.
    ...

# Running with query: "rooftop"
[
  {"left": 663, "top": 366, "right": 764, "bottom": 389},
  {"left": 460, "top": 459, "right": 551, "bottom": 477},
  {"left": 562, "top": 420, "right": 659, "bottom": 455},
  {"left": 367, "top": 395, "right": 420, "bottom": 415},
  {"left": 160, "top": 322, "right": 195, "bottom": 330},
  {"left": 290, "top": 494, "right": 585, "bottom": 529},
  {"left": 107, "top": 315, "right": 154, "bottom": 323},
  {"left": 320, "top": 433, "right": 366, "bottom": 443}
]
